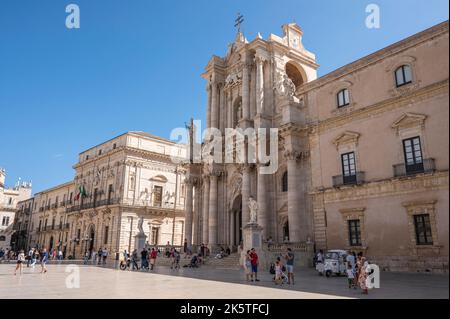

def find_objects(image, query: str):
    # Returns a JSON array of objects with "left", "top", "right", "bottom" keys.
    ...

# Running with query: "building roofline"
[
  {"left": 300, "top": 20, "right": 449, "bottom": 92},
  {"left": 78, "top": 131, "right": 177, "bottom": 155},
  {"left": 33, "top": 181, "right": 75, "bottom": 196}
]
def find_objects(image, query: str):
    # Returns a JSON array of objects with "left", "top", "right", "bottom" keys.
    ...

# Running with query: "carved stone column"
[
  {"left": 193, "top": 182, "right": 201, "bottom": 245},
  {"left": 284, "top": 149, "right": 309, "bottom": 243},
  {"left": 206, "top": 84, "right": 211, "bottom": 129},
  {"left": 256, "top": 56, "right": 265, "bottom": 115},
  {"left": 184, "top": 176, "right": 194, "bottom": 246},
  {"left": 241, "top": 165, "right": 251, "bottom": 227},
  {"left": 202, "top": 176, "right": 210, "bottom": 244},
  {"left": 242, "top": 62, "right": 250, "bottom": 121},
  {"left": 208, "top": 173, "right": 219, "bottom": 246},
  {"left": 257, "top": 164, "right": 267, "bottom": 240},
  {"left": 211, "top": 82, "right": 219, "bottom": 129}
]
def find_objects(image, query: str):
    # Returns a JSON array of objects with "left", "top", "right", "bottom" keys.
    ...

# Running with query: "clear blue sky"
[{"left": 0, "top": 0, "right": 448, "bottom": 194}]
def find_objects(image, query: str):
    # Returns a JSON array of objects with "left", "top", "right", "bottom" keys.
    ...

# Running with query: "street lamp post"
[{"left": 171, "top": 166, "right": 179, "bottom": 245}]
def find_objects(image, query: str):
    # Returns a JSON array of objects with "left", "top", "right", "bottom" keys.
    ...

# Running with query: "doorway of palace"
[
  {"left": 49, "top": 236, "right": 54, "bottom": 251},
  {"left": 87, "top": 225, "right": 95, "bottom": 252},
  {"left": 230, "top": 195, "right": 243, "bottom": 247}
]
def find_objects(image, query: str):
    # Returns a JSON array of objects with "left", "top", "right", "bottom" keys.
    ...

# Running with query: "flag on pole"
[{"left": 74, "top": 185, "right": 87, "bottom": 201}]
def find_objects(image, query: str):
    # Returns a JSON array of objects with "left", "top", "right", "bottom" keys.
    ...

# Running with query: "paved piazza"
[{"left": 0, "top": 263, "right": 447, "bottom": 299}]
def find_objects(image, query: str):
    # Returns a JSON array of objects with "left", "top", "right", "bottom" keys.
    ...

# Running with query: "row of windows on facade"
[
  {"left": 280, "top": 135, "right": 425, "bottom": 191},
  {"left": 35, "top": 184, "right": 116, "bottom": 210},
  {"left": 84, "top": 143, "right": 117, "bottom": 161},
  {"left": 348, "top": 213, "right": 433, "bottom": 247},
  {"left": 336, "top": 65, "right": 413, "bottom": 108}
]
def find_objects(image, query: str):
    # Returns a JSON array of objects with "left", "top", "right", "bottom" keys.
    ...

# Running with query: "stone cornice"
[
  {"left": 299, "top": 21, "right": 448, "bottom": 93},
  {"left": 311, "top": 171, "right": 448, "bottom": 203},
  {"left": 310, "top": 79, "right": 448, "bottom": 134}
]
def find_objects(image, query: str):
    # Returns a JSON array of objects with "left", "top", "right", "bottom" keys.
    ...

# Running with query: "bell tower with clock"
[{"left": 283, "top": 23, "right": 304, "bottom": 51}]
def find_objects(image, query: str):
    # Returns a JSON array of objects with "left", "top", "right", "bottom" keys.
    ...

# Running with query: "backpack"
[{"left": 269, "top": 263, "right": 275, "bottom": 275}]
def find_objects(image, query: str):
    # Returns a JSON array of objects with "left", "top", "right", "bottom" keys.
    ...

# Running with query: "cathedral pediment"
[{"left": 332, "top": 131, "right": 360, "bottom": 148}]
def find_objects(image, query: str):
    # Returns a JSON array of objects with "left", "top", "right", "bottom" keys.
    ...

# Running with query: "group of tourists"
[
  {"left": 12, "top": 247, "right": 49, "bottom": 275},
  {"left": 121, "top": 247, "right": 159, "bottom": 271},
  {"left": 315, "top": 249, "right": 372, "bottom": 295},
  {"left": 83, "top": 247, "right": 109, "bottom": 265},
  {"left": 269, "top": 248, "right": 295, "bottom": 285}
]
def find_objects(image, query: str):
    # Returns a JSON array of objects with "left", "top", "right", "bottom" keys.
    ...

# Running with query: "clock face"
[{"left": 291, "top": 35, "right": 299, "bottom": 48}]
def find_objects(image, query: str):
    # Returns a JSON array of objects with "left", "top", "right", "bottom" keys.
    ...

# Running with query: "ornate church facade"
[{"left": 183, "top": 21, "right": 449, "bottom": 272}]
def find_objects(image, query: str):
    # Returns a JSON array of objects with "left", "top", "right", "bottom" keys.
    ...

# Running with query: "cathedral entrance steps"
[{"left": 203, "top": 253, "right": 241, "bottom": 269}]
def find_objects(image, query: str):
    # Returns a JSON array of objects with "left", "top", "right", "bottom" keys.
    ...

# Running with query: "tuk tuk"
[{"left": 316, "top": 249, "right": 349, "bottom": 277}]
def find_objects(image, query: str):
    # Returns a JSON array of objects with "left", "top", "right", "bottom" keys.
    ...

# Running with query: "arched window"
[
  {"left": 0, "top": 235, "right": 5, "bottom": 241},
  {"left": 395, "top": 65, "right": 412, "bottom": 87},
  {"left": 281, "top": 171, "right": 288, "bottom": 192},
  {"left": 337, "top": 89, "right": 350, "bottom": 108}
]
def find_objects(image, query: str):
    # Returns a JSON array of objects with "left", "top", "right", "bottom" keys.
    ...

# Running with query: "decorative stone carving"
[
  {"left": 283, "top": 149, "right": 309, "bottom": 161},
  {"left": 225, "top": 70, "right": 242, "bottom": 88},
  {"left": 274, "top": 70, "right": 296, "bottom": 100}
]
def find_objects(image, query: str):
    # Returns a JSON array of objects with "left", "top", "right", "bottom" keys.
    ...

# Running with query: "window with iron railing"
[{"left": 403, "top": 136, "right": 424, "bottom": 175}]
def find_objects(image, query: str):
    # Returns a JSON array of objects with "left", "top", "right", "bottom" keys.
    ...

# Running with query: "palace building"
[
  {"left": 183, "top": 21, "right": 449, "bottom": 272},
  {"left": 14, "top": 132, "right": 188, "bottom": 258},
  {"left": 0, "top": 169, "right": 32, "bottom": 250}
]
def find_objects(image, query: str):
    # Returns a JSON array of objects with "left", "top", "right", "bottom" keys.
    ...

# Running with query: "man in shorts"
[
  {"left": 285, "top": 247, "right": 295, "bottom": 285},
  {"left": 249, "top": 248, "right": 260, "bottom": 282}
]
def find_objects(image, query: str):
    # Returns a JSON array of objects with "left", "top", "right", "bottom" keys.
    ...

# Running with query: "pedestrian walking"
[
  {"left": 347, "top": 263, "right": 356, "bottom": 289},
  {"left": 140, "top": 248, "right": 149, "bottom": 270},
  {"left": 244, "top": 250, "right": 252, "bottom": 282},
  {"left": 149, "top": 248, "right": 157, "bottom": 270},
  {"left": 102, "top": 248, "right": 108, "bottom": 265},
  {"left": 131, "top": 249, "right": 139, "bottom": 271},
  {"left": 14, "top": 250, "right": 25, "bottom": 275},
  {"left": 357, "top": 252, "right": 369, "bottom": 295},
  {"left": 83, "top": 250, "right": 90, "bottom": 264},
  {"left": 40, "top": 248, "right": 48, "bottom": 274},
  {"left": 31, "top": 249, "right": 38, "bottom": 268}
]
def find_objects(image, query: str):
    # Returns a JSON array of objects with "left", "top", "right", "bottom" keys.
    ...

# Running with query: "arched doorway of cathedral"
[
  {"left": 230, "top": 195, "right": 242, "bottom": 249},
  {"left": 282, "top": 221, "right": 290, "bottom": 242}
]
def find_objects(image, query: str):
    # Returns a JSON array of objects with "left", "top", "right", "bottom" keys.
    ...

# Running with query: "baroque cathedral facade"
[{"left": 183, "top": 21, "right": 449, "bottom": 272}]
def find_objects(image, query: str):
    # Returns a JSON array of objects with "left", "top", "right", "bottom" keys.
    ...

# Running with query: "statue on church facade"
[{"left": 248, "top": 196, "right": 258, "bottom": 224}]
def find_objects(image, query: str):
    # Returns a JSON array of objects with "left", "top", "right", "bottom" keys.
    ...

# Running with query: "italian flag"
[{"left": 75, "top": 185, "right": 87, "bottom": 201}]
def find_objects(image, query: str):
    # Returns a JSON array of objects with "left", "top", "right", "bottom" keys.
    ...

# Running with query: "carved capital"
[{"left": 283, "top": 149, "right": 310, "bottom": 162}]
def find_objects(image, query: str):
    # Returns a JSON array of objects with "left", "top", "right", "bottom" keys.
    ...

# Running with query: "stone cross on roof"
[{"left": 234, "top": 13, "right": 244, "bottom": 33}]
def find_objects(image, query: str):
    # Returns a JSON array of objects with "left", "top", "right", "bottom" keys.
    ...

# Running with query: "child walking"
[{"left": 346, "top": 263, "right": 355, "bottom": 289}]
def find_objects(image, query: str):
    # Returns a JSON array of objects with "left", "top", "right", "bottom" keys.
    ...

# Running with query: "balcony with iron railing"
[
  {"left": 393, "top": 158, "right": 435, "bottom": 177},
  {"left": 332, "top": 172, "right": 365, "bottom": 187}
]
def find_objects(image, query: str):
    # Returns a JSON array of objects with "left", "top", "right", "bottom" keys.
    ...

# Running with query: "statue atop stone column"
[
  {"left": 248, "top": 196, "right": 258, "bottom": 224},
  {"left": 137, "top": 216, "right": 145, "bottom": 235}
]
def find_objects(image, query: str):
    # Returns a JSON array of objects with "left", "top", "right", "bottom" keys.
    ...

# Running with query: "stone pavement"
[{"left": 0, "top": 263, "right": 447, "bottom": 299}]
